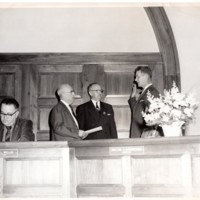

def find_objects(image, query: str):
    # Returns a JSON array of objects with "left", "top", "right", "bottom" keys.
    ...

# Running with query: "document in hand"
[{"left": 84, "top": 126, "right": 103, "bottom": 135}]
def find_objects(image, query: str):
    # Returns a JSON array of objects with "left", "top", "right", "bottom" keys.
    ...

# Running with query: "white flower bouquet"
[{"left": 142, "top": 82, "right": 199, "bottom": 128}]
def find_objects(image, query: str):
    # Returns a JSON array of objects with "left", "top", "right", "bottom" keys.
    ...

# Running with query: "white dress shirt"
[
  {"left": 92, "top": 99, "right": 100, "bottom": 110},
  {"left": 61, "top": 100, "right": 79, "bottom": 127}
]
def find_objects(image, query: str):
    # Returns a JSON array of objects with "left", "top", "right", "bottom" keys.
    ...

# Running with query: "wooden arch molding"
[{"left": 145, "top": 7, "right": 181, "bottom": 90}]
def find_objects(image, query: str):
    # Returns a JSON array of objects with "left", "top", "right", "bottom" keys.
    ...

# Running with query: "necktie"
[
  {"left": 5, "top": 126, "right": 12, "bottom": 142},
  {"left": 96, "top": 102, "right": 100, "bottom": 111}
]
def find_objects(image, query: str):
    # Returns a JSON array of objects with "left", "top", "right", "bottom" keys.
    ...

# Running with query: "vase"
[{"left": 162, "top": 123, "right": 183, "bottom": 137}]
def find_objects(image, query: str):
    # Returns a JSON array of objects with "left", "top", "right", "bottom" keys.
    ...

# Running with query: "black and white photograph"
[{"left": 0, "top": 0, "right": 200, "bottom": 199}]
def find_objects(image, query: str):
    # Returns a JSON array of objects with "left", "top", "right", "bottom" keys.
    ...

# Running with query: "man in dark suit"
[
  {"left": 128, "top": 66, "right": 163, "bottom": 138},
  {"left": 49, "top": 84, "right": 87, "bottom": 141},
  {"left": 0, "top": 97, "right": 34, "bottom": 142},
  {"left": 76, "top": 83, "right": 117, "bottom": 139}
]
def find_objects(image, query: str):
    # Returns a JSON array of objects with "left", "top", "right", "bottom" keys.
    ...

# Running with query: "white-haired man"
[{"left": 49, "top": 84, "right": 87, "bottom": 141}]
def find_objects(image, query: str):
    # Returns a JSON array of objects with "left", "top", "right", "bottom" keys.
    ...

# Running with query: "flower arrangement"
[{"left": 142, "top": 82, "right": 199, "bottom": 127}]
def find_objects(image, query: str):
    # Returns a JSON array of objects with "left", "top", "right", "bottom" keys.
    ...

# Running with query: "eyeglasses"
[
  {"left": 90, "top": 89, "right": 104, "bottom": 93},
  {"left": 65, "top": 90, "right": 74, "bottom": 93},
  {"left": 0, "top": 110, "right": 18, "bottom": 117}
]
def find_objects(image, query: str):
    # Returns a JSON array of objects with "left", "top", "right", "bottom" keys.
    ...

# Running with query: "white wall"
[
  {"left": 165, "top": 6, "right": 200, "bottom": 135},
  {"left": 0, "top": 6, "right": 158, "bottom": 52}
]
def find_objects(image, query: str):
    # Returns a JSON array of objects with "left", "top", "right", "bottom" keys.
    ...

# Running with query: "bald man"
[{"left": 49, "top": 84, "right": 87, "bottom": 141}]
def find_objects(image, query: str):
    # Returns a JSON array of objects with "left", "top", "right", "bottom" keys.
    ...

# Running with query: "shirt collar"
[
  {"left": 142, "top": 83, "right": 152, "bottom": 93},
  {"left": 61, "top": 99, "right": 69, "bottom": 107},
  {"left": 91, "top": 99, "right": 100, "bottom": 107}
]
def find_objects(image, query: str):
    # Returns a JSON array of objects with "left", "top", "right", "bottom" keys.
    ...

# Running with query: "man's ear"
[
  {"left": 16, "top": 110, "right": 19, "bottom": 117},
  {"left": 88, "top": 91, "right": 92, "bottom": 97}
]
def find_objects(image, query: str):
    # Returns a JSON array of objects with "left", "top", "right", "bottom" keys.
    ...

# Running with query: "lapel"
[
  {"left": 137, "top": 85, "right": 153, "bottom": 104},
  {"left": 12, "top": 118, "right": 21, "bottom": 141},
  {"left": 60, "top": 101, "right": 71, "bottom": 116},
  {"left": 133, "top": 85, "right": 152, "bottom": 112},
  {"left": 99, "top": 102, "right": 106, "bottom": 120},
  {"left": 60, "top": 101, "right": 78, "bottom": 128},
  {"left": 88, "top": 100, "right": 101, "bottom": 120},
  {"left": 0, "top": 122, "right": 4, "bottom": 141}
]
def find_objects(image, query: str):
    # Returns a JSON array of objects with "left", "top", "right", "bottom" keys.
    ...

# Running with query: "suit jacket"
[
  {"left": 0, "top": 117, "right": 34, "bottom": 142},
  {"left": 128, "top": 84, "right": 163, "bottom": 138},
  {"left": 76, "top": 100, "right": 117, "bottom": 139},
  {"left": 49, "top": 101, "right": 81, "bottom": 141}
]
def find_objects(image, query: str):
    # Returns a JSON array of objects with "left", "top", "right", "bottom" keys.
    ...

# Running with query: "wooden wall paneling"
[
  {"left": 61, "top": 147, "right": 70, "bottom": 197},
  {"left": 131, "top": 155, "right": 184, "bottom": 197},
  {"left": 5, "top": 159, "right": 61, "bottom": 185},
  {"left": 104, "top": 64, "right": 162, "bottom": 138},
  {"left": 122, "top": 155, "right": 132, "bottom": 197},
  {"left": 70, "top": 148, "right": 78, "bottom": 197},
  {"left": 113, "top": 106, "right": 131, "bottom": 138},
  {"left": 104, "top": 64, "right": 135, "bottom": 92},
  {"left": 0, "top": 65, "right": 22, "bottom": 111},
  {"left": 71, "top": 145, "right": 124, "bottom": 197},
  {"left": 0, "top": 144, "right": 70, "bottom": 198},
  {"left": 30, "top": 66, "right": 39, "bottom": 140},
  {"left": 104, "top": 64, "right": 135, "bottom": 138},
  {"left": 76, "top": 157, "right": 125, "bottom": 197},
  {"left": 81, "top": 64, "right": 105, "bottom": 103},
  {"left": 21, "top": 65, "right": 32, "bottom": 119},
  {"left": 77, "top": 158, "right": 122, "bottom": 184},
  {"left": 191, "top": 155, "right": 200, "bottom": 196},
  {"left": 0, "top": 69, "right": 15, "bottom": 100},
  {"left": 181, "top": 152, "right": 192, "bottom": 196},
  {"left": 0, "top": 53, "right": 162, "bottom": 65},
  {"left": 0, "top": 158, "right": 3, "bottom": 197},
  {"left": 0, "top": 53, "right": 164, "bottom": 141},
  {"left": 35, "top": 65, "right": 83, "bottom": 141},
  {"left": 14, "top": 66, "right": 22, "bottom": 113},
  {"left": 69, "top": 137, "right": 200, "bottom": 198},
  {"left": 38, "top": 65, "right": 82, "bottom": 98}
]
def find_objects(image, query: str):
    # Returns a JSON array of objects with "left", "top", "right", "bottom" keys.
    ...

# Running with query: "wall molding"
[{"left": 145, "top": 7, "right": 181, "bottom": 90}]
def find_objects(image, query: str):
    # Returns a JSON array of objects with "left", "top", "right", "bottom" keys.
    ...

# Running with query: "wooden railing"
[
  {"left": 69, "top": 136, "right": 200, "bottom": 198},
  {"left": 1, "top": 136, "right": 200, "bottom": 198}
]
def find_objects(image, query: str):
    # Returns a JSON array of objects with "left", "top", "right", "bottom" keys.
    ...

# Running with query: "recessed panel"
[
  {"left": 132, "top": 156, "right": 182, "bottom": 185},
  {"left": 77, "top": 158, "right": 122, "bottom": 184},
  {"left": 0, "top": 73, "right": 14, "bottom": 97},
  {"left": 192, "top": 155, "right": 200, "bottom": 186},
  {"left": 39, "top": 108, "right": 51, "bottom": 131},
  {"left": 39, "top": 73, "right": 81, "bottom": 97},
  {"left": 5, "top": 159, "right": 61, "bottom": 185},
  {"left": 106, "top": 72, "right": 133, "bottom": 95},
  {"left": 113, "top": 106, "right": 131, "bottom": 131}
]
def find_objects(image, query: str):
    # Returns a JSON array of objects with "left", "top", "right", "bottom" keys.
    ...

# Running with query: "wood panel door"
[
  {"left": 0, "top": 65, "right": 22, "bottom": 113},
  {"left": 32, "top": 62, "right": 164, "bottom": 141}
]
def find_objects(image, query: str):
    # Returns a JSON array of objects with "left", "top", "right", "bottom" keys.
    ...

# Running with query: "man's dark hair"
[
  {"left": 0, "top": 97, "right": 19, "bottom": 109},
  {"left": 135, "top": 66, "right": 152, "bottom": 79}
]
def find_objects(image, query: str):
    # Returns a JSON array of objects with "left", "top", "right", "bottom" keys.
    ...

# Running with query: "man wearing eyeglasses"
[
  {"left": 49, "top": 84, "right": 88, "bottom": 141},
  {"left": 0, "top": 97, "right": 35, "bottom": 142},
  {"left": 76, "top": 82, "right": 117, "bottom": 139}
]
